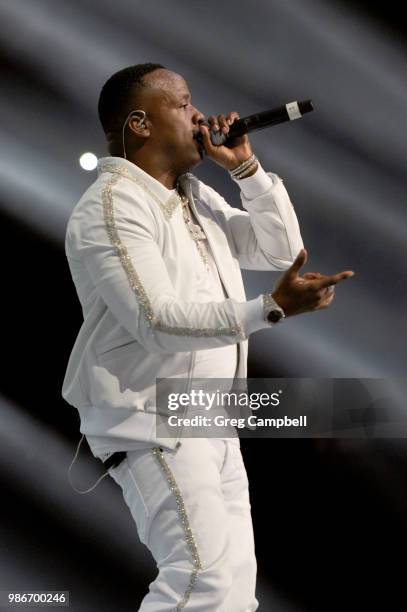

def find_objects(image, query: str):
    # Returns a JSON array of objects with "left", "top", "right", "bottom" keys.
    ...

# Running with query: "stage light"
[{"left": 79, "top": 152, "right": 97, "bottom": 171}]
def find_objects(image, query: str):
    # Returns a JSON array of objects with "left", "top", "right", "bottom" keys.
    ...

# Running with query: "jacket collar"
[{"left": 97, "top": 156, "right": 200, "bottom": 220}]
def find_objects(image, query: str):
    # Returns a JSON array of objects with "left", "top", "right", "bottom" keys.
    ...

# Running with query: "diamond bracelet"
[
  {"left": 229, "top": 154, "right": 258, "bottom": 180},
  {"left": 233, "top": 159, "right": 259, "bottom": 179}
]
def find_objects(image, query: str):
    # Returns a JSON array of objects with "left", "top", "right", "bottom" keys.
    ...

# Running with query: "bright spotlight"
[{"left": 79, "top": 152, "right": 98, "bottom": 171}]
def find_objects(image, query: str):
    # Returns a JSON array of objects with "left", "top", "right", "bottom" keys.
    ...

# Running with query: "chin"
[
  {"left": 181, "top": 153, "right": 202, "bottom": 174},
  {"left": 193, "top": 144, "right": 205, "bottom": 164},
  {"left": 191, "top": 140, "right": 205, "bottom": 164},
  {"left": 191, "top": 153, "right": 203, "bottom": 167}
]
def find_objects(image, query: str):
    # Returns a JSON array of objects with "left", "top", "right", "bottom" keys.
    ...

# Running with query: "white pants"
[{"left": 109, "top": 438, "right": 259, "bottom": 611}]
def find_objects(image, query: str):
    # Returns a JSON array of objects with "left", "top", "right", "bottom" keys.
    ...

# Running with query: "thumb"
[{"left": 287, "top": 248, "right": 308, "bottom": 277}]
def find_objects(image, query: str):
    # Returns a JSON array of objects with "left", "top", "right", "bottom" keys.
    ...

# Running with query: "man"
[{"left": 62, "top": 63, "right": 353, "bottom": 611}]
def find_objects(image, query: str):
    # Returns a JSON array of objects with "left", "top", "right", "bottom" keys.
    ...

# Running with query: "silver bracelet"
[
  {"left": 233, "top": 159, "right": 259, "bottom": 180},
  {"left": 230, "top": 154, "right": 256, "bottom": 176},
  {"left": 229, "top": 154, "right": 257, "bottom": 177}
]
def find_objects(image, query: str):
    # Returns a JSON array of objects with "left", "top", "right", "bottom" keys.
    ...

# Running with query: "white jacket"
[{"left": 62, "top": 157, "right": 303, "bottom": 451}]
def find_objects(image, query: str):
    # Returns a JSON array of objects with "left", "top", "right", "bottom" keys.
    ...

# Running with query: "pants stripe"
[{"left": 152, "top": 447, "right": 202, "bottom": 611}]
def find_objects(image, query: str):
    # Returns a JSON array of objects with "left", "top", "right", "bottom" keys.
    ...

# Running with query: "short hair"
[{"left": 98, "top": 63, "right": 165, "bottom": 136}]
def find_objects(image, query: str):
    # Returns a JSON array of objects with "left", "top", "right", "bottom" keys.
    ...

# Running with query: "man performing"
[{"left": 62, "top": 63, "right": 354, "bottom": 611}]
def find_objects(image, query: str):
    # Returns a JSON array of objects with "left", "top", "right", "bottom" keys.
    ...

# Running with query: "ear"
[{"left": 128, "top": 111, "right": 150, "bottom": 138}]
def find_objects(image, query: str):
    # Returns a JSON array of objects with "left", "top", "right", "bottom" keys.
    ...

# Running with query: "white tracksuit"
[{"left": 62, "top": 156, "right": 303, "bottom": 609}]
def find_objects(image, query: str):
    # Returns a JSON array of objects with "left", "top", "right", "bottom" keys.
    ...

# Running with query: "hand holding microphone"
[
  {"left": 198, "top": 111, "right": 255, "bottom": 171},
  {"left": 196, "top": 99, "right": 314, "bottom": 171}
]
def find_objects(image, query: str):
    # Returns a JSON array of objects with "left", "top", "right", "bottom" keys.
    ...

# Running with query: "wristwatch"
[{"left": 262, "top": 294, "right": 286, "bottom": 324}]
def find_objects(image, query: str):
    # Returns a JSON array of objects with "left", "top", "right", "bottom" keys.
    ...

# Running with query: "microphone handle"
[{"left": 198, "top": 99, "right": 313, "bottom": 147}]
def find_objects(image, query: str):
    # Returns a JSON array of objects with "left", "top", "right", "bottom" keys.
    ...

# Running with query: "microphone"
[{"left": 195, "top": 99, "right": 314, "bottom": 147}]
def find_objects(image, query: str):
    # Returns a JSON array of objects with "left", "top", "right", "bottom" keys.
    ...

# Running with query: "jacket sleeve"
[
  {"left": 74, "top": 176, "right": 271, "bottom": 355},
  {"left": 204, "top": 164, "right": 304, "bottom": 271}
]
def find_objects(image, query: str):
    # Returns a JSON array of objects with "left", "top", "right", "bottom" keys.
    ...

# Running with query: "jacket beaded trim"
[{"left": 102, "top": 171, "right": 245, "bottom": 339}]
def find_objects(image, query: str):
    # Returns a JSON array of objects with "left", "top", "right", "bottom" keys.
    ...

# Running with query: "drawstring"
[{"left": 67, "top": 434, "right": 111, "bottom": 494}]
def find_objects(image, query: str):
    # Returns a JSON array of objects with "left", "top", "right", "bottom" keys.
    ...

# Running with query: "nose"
[{"left": 192, "top": 105, "right": 205, "bottom": 125}]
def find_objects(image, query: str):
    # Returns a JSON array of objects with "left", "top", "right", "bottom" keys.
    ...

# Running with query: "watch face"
[{"left": 268, "top": 309, "right": 283, "bottom": 323}]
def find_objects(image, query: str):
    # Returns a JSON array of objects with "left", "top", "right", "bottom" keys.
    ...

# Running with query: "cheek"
[
  {"left": 155, "top": 112, "right": 192, "bottom": 149},
  {"left": 173, "top": 122, "right": 191, "bottom": 144}
]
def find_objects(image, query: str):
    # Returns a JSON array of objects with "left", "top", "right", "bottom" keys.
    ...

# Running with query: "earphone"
[{"left": 122, "top": 109, "right": 147, "bottom": 159}]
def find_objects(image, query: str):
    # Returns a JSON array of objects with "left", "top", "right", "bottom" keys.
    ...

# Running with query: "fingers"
[
  {"left": 317, "top": 291, "right": 335, "bottom": 309},
  {"left": 226, "top": 111, "right": 240, "bottom": 126},
  {"left": 307, "top": 269, "right": 354, "bottom": 310},
  {"left": 207, "top": 112, "right": 240, "bottom": 134},
  {"left": 207, "top": 115, "right": 220, "bottom": 133},
  {"left": 274, "top": 254, "right": 354, "bottom": 317},
  {"left": 313, "top": 270, "right": 355, "bottom": 290}
]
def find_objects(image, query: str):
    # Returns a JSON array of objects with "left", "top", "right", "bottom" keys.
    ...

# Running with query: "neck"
[{"left": 126, "top": 153, "right": 182, "bottom": 190}]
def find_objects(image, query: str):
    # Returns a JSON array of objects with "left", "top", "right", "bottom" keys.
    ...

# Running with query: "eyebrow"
[{"left": 179, "top": 92, "right": 191, "bottom": 102}]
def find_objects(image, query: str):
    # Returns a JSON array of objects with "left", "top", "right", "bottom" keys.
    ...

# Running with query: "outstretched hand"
[{"left": 272, "top": 249, "right": 354, "bottom": 317}]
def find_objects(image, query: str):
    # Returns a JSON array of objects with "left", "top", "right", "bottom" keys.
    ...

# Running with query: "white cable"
[
  {"left": 67, "top": 433, "right": 111, "bottom": 494},
  {"left": 122, "top": 109, "right": 146, "bottom": 159}
]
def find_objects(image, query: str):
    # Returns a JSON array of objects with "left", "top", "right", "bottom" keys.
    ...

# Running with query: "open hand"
[{"left": 272, "top": 249, "right": 354, "bottom": 317}]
